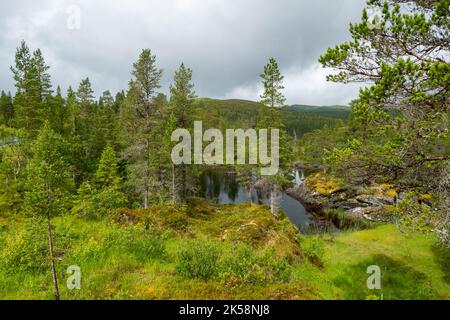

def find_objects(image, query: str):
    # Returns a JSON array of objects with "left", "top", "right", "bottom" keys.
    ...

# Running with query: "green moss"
[{"left": 306, "top": 172, "right": 344, "bottom": 195}]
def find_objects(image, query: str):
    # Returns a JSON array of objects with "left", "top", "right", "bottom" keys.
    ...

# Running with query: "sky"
[{"left": 0, "top": 0, "right": 367, "bottom": 105}]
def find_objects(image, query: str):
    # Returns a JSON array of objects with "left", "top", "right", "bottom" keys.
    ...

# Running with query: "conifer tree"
[
  {"left": 93, "top": 144, "right": 122, "bottom": 190},
  {"left": 170, "top": 63, "right": 197, "bottom": 204},
  {"left": 24, "top": 124, "right": 72, "bottom": 300},
  {"left": 260, "top": 58, "right": 286, "bottom": 108},
  {"left": 121, "top": 49, "right": 162, "bottom": 208},
  {"left": 0, "top": 91, "right": 14, "bottom": 126},
  {"left": 257, "top": 58, "right": 292, "bottom": 216},
  {"left": 10, "top": 41, "right": 52, "bottom": 135}
]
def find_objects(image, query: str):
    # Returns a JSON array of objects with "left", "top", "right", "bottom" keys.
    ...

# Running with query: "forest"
[{"left": 0, "top": 0, "right": 449, "bottom": 301}]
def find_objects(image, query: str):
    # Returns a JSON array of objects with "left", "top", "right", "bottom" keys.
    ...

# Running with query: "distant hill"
[
  {"left": 287, "top": 104, "right": 351, "bottom": 118},
  {"left": 192, "top": 98, "right": 349, "bottom": 137}
]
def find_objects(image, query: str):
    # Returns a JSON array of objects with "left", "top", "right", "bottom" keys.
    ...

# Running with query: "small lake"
[{"left": 199, "top": 169, "right": 333, "bottom": 233}]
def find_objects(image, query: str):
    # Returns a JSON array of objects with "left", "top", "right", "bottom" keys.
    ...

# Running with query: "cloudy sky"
[{"left": 0, "top": 0, "right": 367, "bottom": 105}]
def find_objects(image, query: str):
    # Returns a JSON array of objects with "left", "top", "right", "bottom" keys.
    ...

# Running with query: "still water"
[{"left": 199, "top": 169, "right": 331, "bottom": 232}]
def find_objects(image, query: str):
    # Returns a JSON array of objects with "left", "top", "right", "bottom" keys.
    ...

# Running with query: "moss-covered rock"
[{"left": 306, "top": 172, "right": 345, "bottom": 196}]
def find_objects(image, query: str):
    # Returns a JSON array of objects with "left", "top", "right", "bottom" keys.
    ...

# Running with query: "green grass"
[{"left": 0, "top": 201, "right": 448, "bottom": 300}]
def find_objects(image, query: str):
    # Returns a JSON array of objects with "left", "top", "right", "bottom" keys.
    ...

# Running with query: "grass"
[{"left": 0, "top": 200, "right": 448, "bottom": 300}]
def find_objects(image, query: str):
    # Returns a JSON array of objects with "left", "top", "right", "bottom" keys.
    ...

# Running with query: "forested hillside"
[{"left": 193, "top": 98, "right": 348, "bottom": 137}]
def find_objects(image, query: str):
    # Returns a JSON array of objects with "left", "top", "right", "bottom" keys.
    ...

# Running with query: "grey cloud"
[{"left": 0, "top": 0, "right": 366, "bottom": 104}]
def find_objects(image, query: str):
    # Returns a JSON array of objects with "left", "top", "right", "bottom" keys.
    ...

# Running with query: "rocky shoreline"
[{"left": 286, "top": 174, "right": 399, "bottom": 227}]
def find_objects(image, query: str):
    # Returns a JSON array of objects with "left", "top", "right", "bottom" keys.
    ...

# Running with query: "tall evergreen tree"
[
  {"left": 257, "top": 59, "right": 292, "bottom": 216},
  {"left": 121, "top": 49, "right": 163, "bottom": 208},
  {"left": 49, "top": 86, "right": 65, "bottom": 134},
  {"left": 170, "top": 63, "right": 197, "bottom": 204},
  {"left": 260, "top": 57, "right": 286, "bottom": 108},
  {"left": 11, "top": 42, "right": 52, "bottom": 135},
  {"left": 0, "top": 91, "right": 14, "bottom": 126}
]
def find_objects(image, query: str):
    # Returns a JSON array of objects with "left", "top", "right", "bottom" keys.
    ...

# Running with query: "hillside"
[
  {"left": 287, "top": 105, "right": 350, "bottom": 118},
  {"left": 192, "top": 98, "right": 349, "bottom": 137},
  {"left": 1, "top": 200, "right": 447, "bottom": 299}
]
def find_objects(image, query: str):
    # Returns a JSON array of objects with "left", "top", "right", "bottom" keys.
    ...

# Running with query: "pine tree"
[
  {"left": 257, "top": 59, "right": 292, "bottom": 216},
  {"left": 260, "top": 58, "right": 286, "bottom": 108},
  {"left": 170, "top": 63, "right": 197, "bottom": 204},
  {"left": 100, "top": 90, "right": 115, "bottom": 108},
  {"left": 148, "top": 93, "right": 172, "bottom": 203},
  {"left": 11, "top": 42, "right": 52, "bottom": 135},
  {"left": 114, "top": 90, "right": 125, "bottom": 113},
  {"left": 49, "top": 86, "right": 65, "bottom": 134},
  {"left": 24, "top": 123, "right": 72, "bottom": 300},
  {"left": 65, "top": 86, "right": 87, "bottom": 186},
  {"left": 121, "top": 49, "right": 162, "bottom": 209},
  {"left": 0, "top": 91, "right": 14, "bottom": 126}
]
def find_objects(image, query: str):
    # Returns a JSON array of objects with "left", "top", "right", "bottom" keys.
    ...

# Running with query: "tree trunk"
[
  {"left": 47, "top": 212, "right": 60, "bottom": 300},
  {"left": 172, "top": 163, "right": 176, "bottom": 205},
  {"left": 143, "top": 139, "right": 150, "bottom": 209},
  {"left": 270, "top": 184, "right": 280, "bottom": 217}
]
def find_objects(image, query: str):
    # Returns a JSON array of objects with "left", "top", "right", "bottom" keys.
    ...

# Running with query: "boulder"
[{"left": 356, "top": 195, "right": 395, "bottom": 206}]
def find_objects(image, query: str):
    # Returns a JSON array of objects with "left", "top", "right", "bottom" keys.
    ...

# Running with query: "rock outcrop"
[{"left": 287, "top": 173, "right": 397, "bottom": 227}]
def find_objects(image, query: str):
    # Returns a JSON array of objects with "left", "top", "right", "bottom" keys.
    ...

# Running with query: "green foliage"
[
  {"left": 175, "top": 239, "right": 292, "bottom": 284},
  {"left": 24, "top": 124, "right": 73, "bottom": 218},
  {"left": 170, "top": 63, "right": 197, "bottom": 204},
  {"left": 108, "top": 225, "right": 166, "bottom": 262},
  {"left": 302, "top": 237, "right": 325, "bottom": 267},
  {"left": 72, "top": 145, "right": 126, "bottom": 218},
  {"left": 0, "top": 91, "right": 14, "bottom": 126},
  {"left": 389, "top": 191, "right": 437, "bottom": 234},
  {"left": 0, "top": 218, "right": 47, "bottom": 274},
  {"left": 260, "top": 57, "right": 286, "bottom": 108},
  {"left": 319, "top": 0, "right": 449, "bottom": 240},
  {"left": 175, "top": 240, "right": 221, "bottom": 280},
  {"left": 11, "top": 42, "right": 52, "bottom": 136},
  {"left": 193, "top": 98, "right": 349, "bottom": 138},
  {"left": 120, "top": 49, "right": 164, "bottom": 208},
  {"left": 0, "top": 126, "right": 24, "bottom": 213}
]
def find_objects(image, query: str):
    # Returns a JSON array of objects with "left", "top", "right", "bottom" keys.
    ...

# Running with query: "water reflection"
[{"left": 199, "top": 169, "right": 331, "bottom": 232}]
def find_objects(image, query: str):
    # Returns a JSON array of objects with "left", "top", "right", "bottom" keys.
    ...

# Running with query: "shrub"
[
  {"left": 111, "top": 225, "right": 166, "bottom": 261},
  {"left": 220, "top": 245, "right": 260, "bottom": 284},
  {"left": 0, "top": 219, "right": 48, "bottom": 274},
  {"left": 175, "top": 240, "right": 220, "bottom": 280},
  {"left": 302, "top": 237, "right": 325, "bottom": 267},
  {"left": 220, "top": 245, "right": 292, "bottom": 285}
]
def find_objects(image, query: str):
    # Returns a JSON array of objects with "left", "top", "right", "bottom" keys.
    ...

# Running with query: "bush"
[
  {"left": 175, "top": 240, "right": 220, "bottom": 280},
  {"left": 302, "top": 237, "right": 325, "bottom": 267},
  {"left": 220, "top": 245, "right": 260, "bottom": 284},
  {"left": 175, "top": 240, "right": 292, "bottom": 284},
  {"left": 111, "top": 225, "right": 166, "bottom": 261},
  {"left": 0, "top": 218, "right": 48, "bottom": 274}
]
